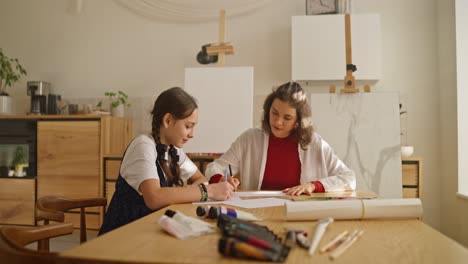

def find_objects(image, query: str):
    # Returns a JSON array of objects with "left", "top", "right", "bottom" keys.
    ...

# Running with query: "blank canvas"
[{"left": 184, "top": 67, "right": 253, "bottom": 153}]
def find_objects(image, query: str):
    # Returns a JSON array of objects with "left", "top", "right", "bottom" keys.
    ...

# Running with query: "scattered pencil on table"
[
  {"left": 329, "top": 230, "right": 364, "bottom": 260},
  {"left": 319, "top": 230, "right": 349, "bottom": 253}
]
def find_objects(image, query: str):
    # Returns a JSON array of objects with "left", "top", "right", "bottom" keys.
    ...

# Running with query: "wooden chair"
[
  {"left": 36, "top": 196, "right": 107, "bottom": 251},
  {"left": 0, "top": 222, "right": 73, "bottom": 264}
]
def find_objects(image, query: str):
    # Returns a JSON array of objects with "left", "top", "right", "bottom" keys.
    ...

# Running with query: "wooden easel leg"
[{"left": 218, "top": 9, "right": 226, "bottom": 66}]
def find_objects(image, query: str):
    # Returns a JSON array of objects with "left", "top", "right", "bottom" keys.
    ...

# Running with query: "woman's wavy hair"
[
  {"left": 151, "top": 87, "right": 198, "bottom": 186},
  {"left": 262, "top": 81, "right": 313, "bottom": 150}
]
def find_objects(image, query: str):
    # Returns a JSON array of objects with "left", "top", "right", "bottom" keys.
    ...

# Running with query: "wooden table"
[{"left": 59, "top": 198, "right": 468, "bottom": 264}]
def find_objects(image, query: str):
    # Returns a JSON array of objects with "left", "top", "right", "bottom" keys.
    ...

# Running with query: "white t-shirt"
[{"left": 119, "top": 134, "right": 198, "bottom": 194}]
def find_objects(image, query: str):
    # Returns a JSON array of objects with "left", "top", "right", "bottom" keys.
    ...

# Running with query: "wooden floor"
[{"left": 25, "top": 230, "right": 99, "bottom": 252}]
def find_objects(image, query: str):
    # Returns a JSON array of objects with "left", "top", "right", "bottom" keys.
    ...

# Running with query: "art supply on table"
[
  {"left": 308, "top": 217, "right": 334, "bottom": 255},
  {"left": 165, "top": 209, "right": 214, "bottom": 234},
  {"left": 218, "top": 237, "right": 289, "bottom": 262},
  {"left": 217, "top": 214, "right": 281, "bottom": 244},
  {"left": 217, "top": 214, "right": 290, "bottom": 262},
  {"left": 196, "top": 205, "right": 260, "bottom": 221},
  {"left": 158, "top": 215, "right": 192, "bottom": 239},
  {"left": 209, "top": 206, "right": 260, "bottom": 221},
  {"left": 296, "top": 231, "right": 309, "bottom": 248},
  {"left": 284, "top": 230, "right": 297, "bottom": 248},
  {"left": 285, "top": 198, "right": 423, "bottom": 221},
  {"left": 319, "top": 230, "right": 349, "bottom": 253},
  {"left": 284, "top": 228, "right": 309, "bottom": 248},
  {"left": 224, "top": 227, "right": 286, "bottom": 254},
  {"left": 196, "top": 205, "right": 211, "bottom": 218},
  {"left": 159, "top": 210, "right": 215, "bottom": 239},
  {"left": 329, "top": 230, "right": 364, "bottom": 260}
]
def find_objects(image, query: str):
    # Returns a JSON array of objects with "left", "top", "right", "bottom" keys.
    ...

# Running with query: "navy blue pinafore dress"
[{"left": 98, "top": 146, "right": 170, "bottom": 236}]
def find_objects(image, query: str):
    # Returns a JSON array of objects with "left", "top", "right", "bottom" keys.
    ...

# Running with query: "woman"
[
  {"left": 205, "top": 81, "right": 355, "bottom": 195},
  {"left": 99, "top": 87, "right": 233, "bottom": 235}
]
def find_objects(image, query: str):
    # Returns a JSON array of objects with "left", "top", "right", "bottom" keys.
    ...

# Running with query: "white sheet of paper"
[
  {"left": 233, "top": 191, "right": 287, "bottom": 197},
  {"left": 192, "top": 196, "right": 241, "bottom": 205},
  {"left": 223, "top": 198, "right": 288, "bottom": 209}
]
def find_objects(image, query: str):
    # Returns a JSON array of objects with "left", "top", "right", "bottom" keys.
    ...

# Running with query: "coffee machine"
[{"left": 27, "top": 81, "right": 50, "bottom": 115}]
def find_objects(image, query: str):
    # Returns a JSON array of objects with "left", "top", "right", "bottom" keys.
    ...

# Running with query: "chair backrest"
[
  {"left": 0, "top": 223, "right": 73, "bottom": 264},
  {"left": 36, "top": 196, "right": 107, "bottom": 250}
]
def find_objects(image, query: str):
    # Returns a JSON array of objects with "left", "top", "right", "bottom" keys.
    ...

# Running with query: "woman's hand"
[
  {"left": 221, "top": 176, "right": 240, "bottom": 191},
  {"left": 206, "top": 182, "right": 234, "bottom": 200},
  {"left": 282, "top": 182, "right": 315, "bottom": 196}
]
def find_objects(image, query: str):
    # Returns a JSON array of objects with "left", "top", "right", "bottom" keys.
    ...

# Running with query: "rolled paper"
[{"left": 285, "top": 198, "right": 422, "bottom": 221}]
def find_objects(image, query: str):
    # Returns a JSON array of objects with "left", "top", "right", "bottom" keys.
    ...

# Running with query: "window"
[{"left": 456, "top": 0, "right": 468, "bottom": 198}]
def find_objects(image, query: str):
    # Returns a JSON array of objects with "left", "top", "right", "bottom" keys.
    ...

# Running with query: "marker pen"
[
  {"left": 209, "top": 206, "right": 260, "bottom": 221},
  {"left": 217, "top": 214, "right": 279, "bottom": 244},
  {"left": 226, "top": 228, "right": 287, "bottom": 254},
  {"left": 196, "top": 205, "right": 211, "bottom": 218},
  {"left": 218, "top": 237, "right": 289, "bottom": 262}
]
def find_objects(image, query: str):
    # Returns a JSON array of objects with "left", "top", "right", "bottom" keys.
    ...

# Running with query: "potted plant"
[
  {"left": 97, "top": 90, "right": 130, "bottom": 117},
  {"left": 0, "top": 48, "right": 27, "bottom": 115},
  {"left": 12, "top": 146, "right": 27, "bottom": 177}
]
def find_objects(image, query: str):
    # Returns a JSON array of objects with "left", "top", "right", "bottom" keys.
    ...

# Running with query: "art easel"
[
  {"left": 205, "top": 9, "right": 235, "bottom": 66},
  {"left": 330, "top": 14, "right": 371, "bottom": 93}
]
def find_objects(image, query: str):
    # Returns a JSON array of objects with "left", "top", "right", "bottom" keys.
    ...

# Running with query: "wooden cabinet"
[
  {"left": 0, "top": 178, "right": 35, "bottom": 225},
  {"left": 37, "top": 121, "right": 101, "bottom": 228},
  {"left": 0, "top": 115, "right": 132, "bottom": 228},
  {"left": 402, "top": 157, "right": 422, "bottom": 198},
  {"left": 35, "top": 116, "right": 131, "bottom": 229},
  {"left": 37, "top": 121, "right": 101, "bottom": 200}
]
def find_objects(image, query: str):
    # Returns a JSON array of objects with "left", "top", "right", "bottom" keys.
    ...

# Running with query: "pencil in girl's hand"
[{"left": 223, "top": 168, "right": 228, "bottom": 182}]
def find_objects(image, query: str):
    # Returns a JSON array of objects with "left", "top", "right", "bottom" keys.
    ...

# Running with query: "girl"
[
  {"left": 99, "top": 87, "right": 233, "bottom": 235},
  {"left": 205, "top": 81, "right": 355, "bottom": 195}
]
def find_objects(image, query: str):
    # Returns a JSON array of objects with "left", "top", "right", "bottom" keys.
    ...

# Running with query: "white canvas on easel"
[
  {"left": 184, "top": 67, "right": 253, "bottom": 153},
  {"left": 310, "top": 93, "right": 402, "bottom": 198}
]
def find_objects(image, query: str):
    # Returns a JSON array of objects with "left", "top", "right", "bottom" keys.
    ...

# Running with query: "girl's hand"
[
  {"left": 282, "top": 182, "right": 315, "bottom": 196},
  {"left": 206, "top": 182, "right": 234, "bottom": 201}
]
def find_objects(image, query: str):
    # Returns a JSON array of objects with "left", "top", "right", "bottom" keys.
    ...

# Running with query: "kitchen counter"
[{"left": 0, "top": 114, "right": 108, "bottom": 120}]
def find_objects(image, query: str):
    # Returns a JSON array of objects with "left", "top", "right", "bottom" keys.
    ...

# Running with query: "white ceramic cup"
[{"left": 401, "top": 146, "right": 414, "bottom": 158}]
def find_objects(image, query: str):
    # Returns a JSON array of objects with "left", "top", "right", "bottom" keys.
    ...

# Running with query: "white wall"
[
  {"left": 0, "top": 0, "right": 300, "bottom": 99},
  {"left": 3, "top": 0, "right": 468, "bottom": 245},
  {"left": 438, "top": 0, "right": 468, "bottom": 247}
]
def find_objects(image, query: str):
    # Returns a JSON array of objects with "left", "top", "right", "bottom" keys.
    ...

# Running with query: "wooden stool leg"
[
  {"left": 37, "top": 238, "right": 50, "bottom": 252},
  {"left": 80, "top": 208, "right": 87, "bottom": 243}
]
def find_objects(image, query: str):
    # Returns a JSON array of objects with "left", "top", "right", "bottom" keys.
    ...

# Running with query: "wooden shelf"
[{"left": 402, "top": 157, "right": 422, "bottom": 198}]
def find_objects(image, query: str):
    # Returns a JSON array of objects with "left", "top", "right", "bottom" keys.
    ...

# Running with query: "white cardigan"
[{"left": 205, "top": 128, "right": 356, "bottom": 192}]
